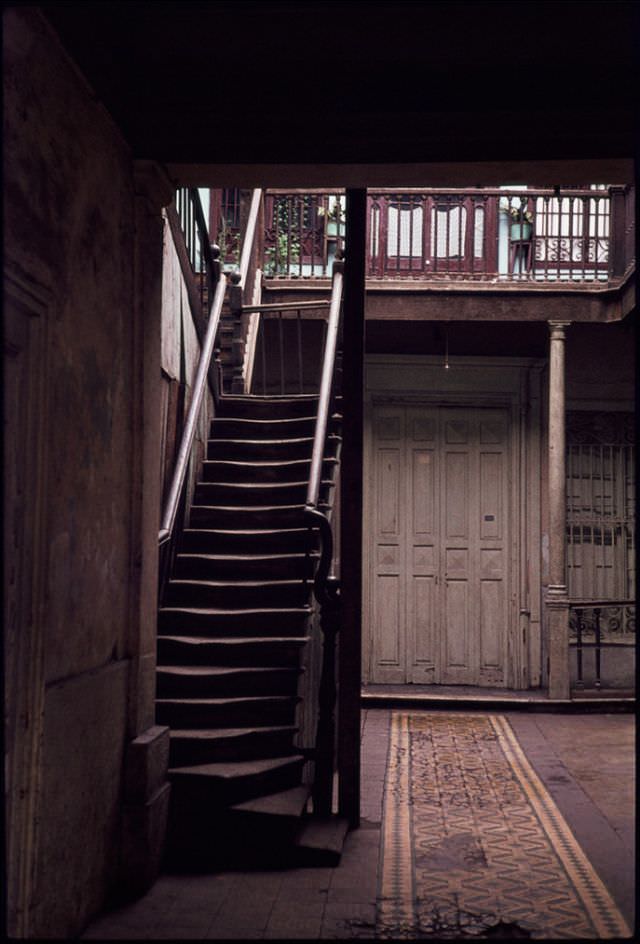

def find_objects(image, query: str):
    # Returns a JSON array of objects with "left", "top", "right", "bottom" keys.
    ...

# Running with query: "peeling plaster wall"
[
  {"left": 159, "top": 214, "right": 212, "bottom": 520},
  {"left": 4, "top": 9, "right": 150, "bottom": 937}
]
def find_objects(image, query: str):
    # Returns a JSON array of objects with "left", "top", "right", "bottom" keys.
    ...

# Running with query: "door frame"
[{"left": 363, "top": 354, "right": 544, "bottom": 690}]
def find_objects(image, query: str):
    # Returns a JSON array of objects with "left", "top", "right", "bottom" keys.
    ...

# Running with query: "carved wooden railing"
[
  {"left": 158, "top": 189, "right": 225, "bottom": 600},
  {"left": 262, "top": 186, "right": 634, "bottom": 285},
  {"left": 302, "top": 258, "right": 344, "bottom": 815}
]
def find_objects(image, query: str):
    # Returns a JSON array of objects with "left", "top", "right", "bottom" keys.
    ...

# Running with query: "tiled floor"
[{"left": 82, "top": 708, "right": 635, "bottom": 940}]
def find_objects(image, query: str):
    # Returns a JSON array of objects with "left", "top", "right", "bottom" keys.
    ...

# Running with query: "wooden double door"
[{"left": 368, "top": 404, "right": 512, "bottom": 686}]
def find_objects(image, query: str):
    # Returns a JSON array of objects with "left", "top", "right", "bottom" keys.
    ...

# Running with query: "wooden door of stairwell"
[{"left": 368, "top": 404, "right": 511, "bottom": 686}]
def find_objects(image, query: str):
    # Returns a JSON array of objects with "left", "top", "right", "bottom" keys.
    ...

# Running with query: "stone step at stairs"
[
  {"left": 157, "top": 694, "right": 301, "bottom": 729},
  {"left": 157, "top": 664, "right": 302, "bottom": 698},
  {"left": 157, "top": 634, "right": 309, "bottom": 666},
  {"left": 189, "top": 503, "right": 330, "bottom": 530},
  {"left": 173, "top": 552, "right": 318, "bottom": 581},
  {"left": 180, "top": 527, "right": 319, "bottom": 555},
  {"left": 193, "top": 479, "right": 334, "bottom": 506},
  {"left": 207, "top": 434, "right": 341, "bottom": 461},
  {"left": 164, "top": 577, "right": 312, "bottom": 609},
  {"left": 201, "top": 457, "right": 338, "bottom": 484},
  {"left": 158, "top": 606, "right": 311, "bottom": 637},
  {"left": 157, "top": 392, "right": 345, "bottom": 869}
]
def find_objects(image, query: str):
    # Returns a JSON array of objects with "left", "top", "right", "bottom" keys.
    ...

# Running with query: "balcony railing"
[
  {"left": 261, "top": 186, "right": 634, "bottom": 285},
  {"left": 569, "top": 600, "right": 635, "bottom": 691}
]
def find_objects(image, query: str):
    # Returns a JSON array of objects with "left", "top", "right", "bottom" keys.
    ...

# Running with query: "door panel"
[
  {"left": 369, "top": 404, "right": 511, "bottom": 687},
  {"left": 406, "top": 408, "right": 438, "bottom": 681},
  {"left": 370, "top": 409, "right": 405, "bottom": 682}
]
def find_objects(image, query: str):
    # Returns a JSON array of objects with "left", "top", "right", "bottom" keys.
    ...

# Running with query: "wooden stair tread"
[
  {"left": 294, "top": 816, "right": 349, "bottom": 866},
  {"left": 190, "top": 503, "right": 329, "bottom": 511},
  {"left": 157, "top": 634, "right": 309, "bottom": 645},
  {"left": 197, "top": 479, "right": 334, "bottom": 488},
  {"left": 203, "top": 458, "right": 338, "bottom": 467},
  {"left": 159, "top": 606, "right": 310, "bottom": 615},
  {"left": 176, "top": 552, "right": 317, "bottom": 561},
  {"left": 182, "top": 528, "right": 312, "bottom": 535},
  {"left": 230, "top": 785, "right": 310, "bottom": 817},
  {"left": 169, "top": 755, "right": 304, "bottom": 778},
  {"left": 170, "top": 726, "right": 297, "bottom": 740},
  {"left": 157, "top": 695, "right": 300, "bottom": 706},
  {"left": 158, "top": 665, "right": 299, "bottom": 676},
  {"left": 168, "top": 578, "right": 309, "bottom": 588}
]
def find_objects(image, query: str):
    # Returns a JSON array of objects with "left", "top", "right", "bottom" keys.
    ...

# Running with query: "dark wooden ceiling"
[{"left": 41, "top": 0, "right": 637, "bottom": 166}]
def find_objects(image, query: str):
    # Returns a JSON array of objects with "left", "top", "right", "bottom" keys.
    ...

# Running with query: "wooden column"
[
  {"left": 338, "top": 189, "right": 366, "bottom": 827},
  {"left": 546, "top": 320, "right": 570, "bottom": 699}
]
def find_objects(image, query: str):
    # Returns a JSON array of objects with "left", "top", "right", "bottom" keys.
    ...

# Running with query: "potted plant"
[
  {"left": 503, "top": 201, "right": 534, "bottom": 241},
  {"left": 317, "top": 198, "right": 346, "bottom": 237}
]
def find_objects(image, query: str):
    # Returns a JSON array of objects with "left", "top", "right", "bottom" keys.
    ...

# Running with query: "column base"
[{"left": 545, "top": 586, "right": 570, "bottom": 700}]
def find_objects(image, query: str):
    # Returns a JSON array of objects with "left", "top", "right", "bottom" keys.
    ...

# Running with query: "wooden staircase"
[{"left": 156, "top": 393, "right": 345, "bottom": 868}]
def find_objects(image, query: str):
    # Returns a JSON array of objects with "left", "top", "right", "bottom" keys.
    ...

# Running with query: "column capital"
[{"left": 548, "top": 320, "right": 570, "bottom": 339}]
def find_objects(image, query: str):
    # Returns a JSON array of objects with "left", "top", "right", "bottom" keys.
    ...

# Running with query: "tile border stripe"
[{"left": 491, "top": 714, "right": 631, "bottom": 939}]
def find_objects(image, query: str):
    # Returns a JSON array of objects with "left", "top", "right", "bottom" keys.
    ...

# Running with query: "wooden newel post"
[
  {"left": 229, "top": 269, "right": 244, "bottom": 393},
  {"left": 312, "top": 575, "right": 341, "bottom": 817}
]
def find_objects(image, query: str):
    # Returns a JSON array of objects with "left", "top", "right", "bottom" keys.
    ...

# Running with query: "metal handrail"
[
  {"left": 159, "top": 269, "right": 226, "bottom": 548},
  {"left": 238, "top": 188, "right": 263, "bottom": 290},
  {"left": 304, "top": 260, "right": 344, "bottom": 602}
]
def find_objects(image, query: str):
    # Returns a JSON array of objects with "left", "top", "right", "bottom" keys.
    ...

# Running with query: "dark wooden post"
[
  {"left": 311, "top": 574, "right": 341, "bottom": 816},
  {"left": 338, "top": 188, "right": 366, "bottom": 828},
  {"left": 609, "top": 186, "right": 627, "bottom": 279}
]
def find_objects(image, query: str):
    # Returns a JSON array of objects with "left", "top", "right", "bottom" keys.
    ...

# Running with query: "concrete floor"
[{"left": 81, "top": 709, "right": 635, "bottom": 940}]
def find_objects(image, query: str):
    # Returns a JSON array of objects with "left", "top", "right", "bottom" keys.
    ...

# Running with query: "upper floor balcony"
[{"left": 213, "top": 186, "right": 635, "bottom": 293}]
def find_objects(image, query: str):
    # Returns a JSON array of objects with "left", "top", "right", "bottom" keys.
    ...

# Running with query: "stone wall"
[{"left": 4, "top": 8, "right": 166, "bottom": 937}]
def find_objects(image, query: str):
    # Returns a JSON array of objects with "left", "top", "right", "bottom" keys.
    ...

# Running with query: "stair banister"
[
  {"left": 158, "top": 256, "right": 226, "bottom": 590},
  {"left": 230, "top": 189, "right": 263, "bottom": 392},
  {"left": 303, "top": 256, "right": 344, "bottom": 817}
]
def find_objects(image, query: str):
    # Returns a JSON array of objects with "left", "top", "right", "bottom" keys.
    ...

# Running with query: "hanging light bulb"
[{"left": 444, "top": 329, "right": 450, "bottom": 370}]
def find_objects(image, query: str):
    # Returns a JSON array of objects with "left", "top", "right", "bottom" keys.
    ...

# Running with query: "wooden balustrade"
[{"left": 261, "top": 186, "right": 634, "bottom": 285}]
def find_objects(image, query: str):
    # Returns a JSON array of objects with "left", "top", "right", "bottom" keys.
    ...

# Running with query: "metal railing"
[
  {"left": 302, "top": 258, "right": 344, "bottom": 815},
  {"left": 227, "top": 189, "right": 263, "bottom": 393},
  {"left": 569, "top": 600, "right": 635, "bottom": 690},
  {"left": 158, "top": 189, "right": 225, "bottom": 599},
  {"left": 261, "top": 186, "right": 634, "bottom": 285}
]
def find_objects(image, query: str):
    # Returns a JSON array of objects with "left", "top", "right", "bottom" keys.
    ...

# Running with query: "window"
[{"left": 566, "top": 412, "right": 635, "bottom": 600}]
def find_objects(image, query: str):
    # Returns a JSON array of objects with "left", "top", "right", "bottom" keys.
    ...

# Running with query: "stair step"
[
  {"left": 217, "top": 395, "right": 319, "bottom": 419},
  {"left": 156, "top": 664, "right": 302, "bottom": 698},
  {"left": 165, "top": 784, "right": 312, "bottom": 869},
  {"left": 157, "top": 695, "right": 301, "bottom": 728},
  {"left": 169, "top": 725, "right": 299, "bottom": 765},
  {"left": 189, "top": 503, "right": 329, "bottom": 529},
  {"left": 294, "top": 816, "right": 350, "bottom": 867},
  {"left": 231, "top": 783, "right": 310, "bottom": 821},
  {"left": 180, "top": 528, "right": 319, "bottom": 554},
  {"left": 164, "top": 578, "right": 312, "bottom": 609},
  {"left": 201, "top": 457, "right": 338, "bottom": 484},
  {"left": 168, "top": 755, "right": 305, "bottom": 806},
  {"left": 194, "top": 480, "right": 334, "bottom": 507},
  {"left": 158, "top": 606, "right": 310, "bottom": 636},
  {"left": 207, "top": 435, "right": 340, "bottom": 461},
  {"left": 211, "top": 416, "right": 320, "bottom": 439},
  {"left": 157, "top": 634, "right": 309, "bottom": 666},
  {"left": 173, "top": 552, "right": 317, "bottom": 581}
]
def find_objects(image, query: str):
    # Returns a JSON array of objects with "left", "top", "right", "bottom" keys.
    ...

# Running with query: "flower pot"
[{"left": 510, "top": 221, "right": 532, "bottom": 241}]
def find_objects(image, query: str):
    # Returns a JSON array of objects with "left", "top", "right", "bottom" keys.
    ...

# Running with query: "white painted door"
[{"left": 369, "top": 404, "right": 511, "bottom": 686}]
